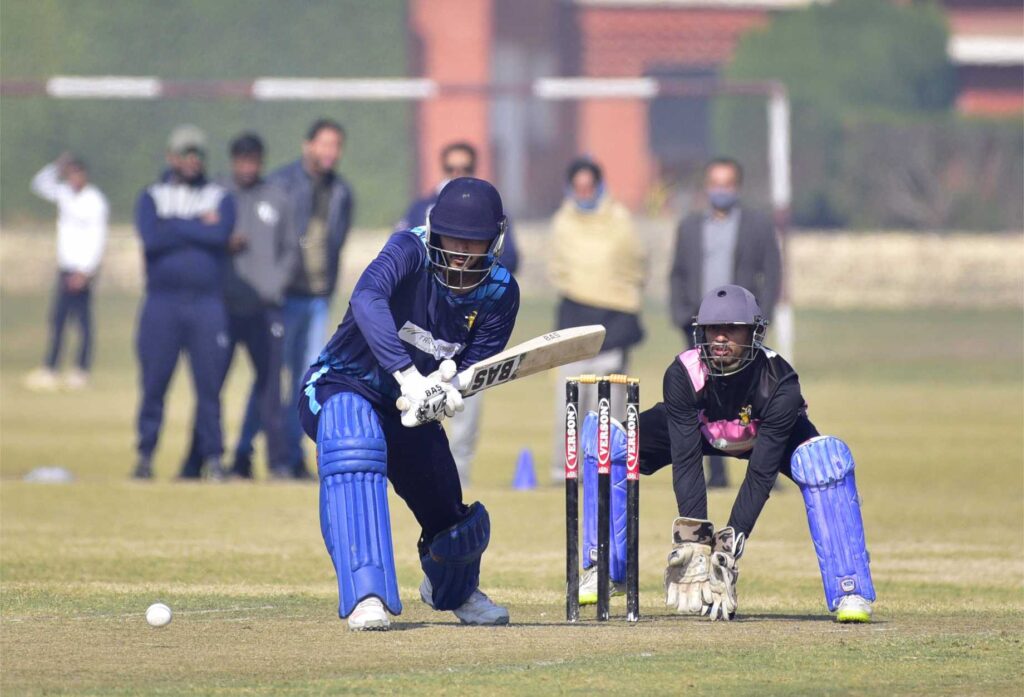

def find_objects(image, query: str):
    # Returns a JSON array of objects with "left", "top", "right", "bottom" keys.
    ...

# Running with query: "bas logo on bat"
[{"left": 470, "top": 355, "right": 523, "bottom": 391}]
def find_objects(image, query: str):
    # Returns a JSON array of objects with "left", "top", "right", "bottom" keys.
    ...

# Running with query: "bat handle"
[{"left": 447, "top": 366, "right": 467, "bottom": 393}]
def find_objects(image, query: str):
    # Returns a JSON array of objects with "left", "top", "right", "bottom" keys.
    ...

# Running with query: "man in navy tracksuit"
[
  {"left": 132, "top": 125, "right": 236, "bottom": 481},
  {"left": 180, "top": 132, "right": 300, "bottom": 480}
]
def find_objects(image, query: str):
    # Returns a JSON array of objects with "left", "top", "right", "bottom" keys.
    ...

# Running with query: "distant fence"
[{"left": 2, "top": 222, "right": 1021, "bottom": 309}]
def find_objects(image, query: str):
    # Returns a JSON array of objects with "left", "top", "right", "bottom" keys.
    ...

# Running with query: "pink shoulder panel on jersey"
[{"left": 677, "top": 349, "right": 707, "bottom": 393}]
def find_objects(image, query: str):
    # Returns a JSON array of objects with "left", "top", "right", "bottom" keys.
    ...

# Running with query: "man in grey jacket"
[
  {"left": 182, "top": 133, "right": 299, "bottom": 479},
  {"left": 268, "top": 118, "right": 354, "bottom": 479},
  {"left": 670, "top": 157, "right": 781, "bottom": 487}
]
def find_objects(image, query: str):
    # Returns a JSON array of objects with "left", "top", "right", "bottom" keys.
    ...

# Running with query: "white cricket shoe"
[
  {"left": 64, "top": 369, "right": 90, "bottom": 390},
  {"left": 24, "top": 368, "right": 59, "bottom": 392},
  {"left": 578, "top": 566, "right": 626, "bottom": 606},
  {"left": 419, "top": 577, "right": 510, "bottom": 626},
  {"left": 347, "top": 597, "right": 390, "bottom": 631},
  {"left": 836, "top": 594, "right": 873, "bottom": 623}
]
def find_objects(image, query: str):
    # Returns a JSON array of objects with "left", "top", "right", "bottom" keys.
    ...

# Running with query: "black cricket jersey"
[{"left": 644, "top": 347, "right": 815, "bottom": 537}]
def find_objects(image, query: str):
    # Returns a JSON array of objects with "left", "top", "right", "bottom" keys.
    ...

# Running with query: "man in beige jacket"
[{"left": 548, "top": 158, "right": 646, "bottom": 482}]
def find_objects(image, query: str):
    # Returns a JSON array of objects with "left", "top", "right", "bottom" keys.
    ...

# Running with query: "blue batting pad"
[
  {"left": 420, "top": 502, "right": 490, "bottom": 610},
  {"left": 581, "top": 411, "right": 628, "bottom": 583},
  {"left": 318, "top": 392, "right": 402, "bottom": 618},
  {"left": 790, "top": 436, "right": 876, "bottom": 611}
]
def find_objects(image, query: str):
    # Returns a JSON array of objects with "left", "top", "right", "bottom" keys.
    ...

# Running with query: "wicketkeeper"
[
  {"left": 579, "top": 284, "right": 874, "bottom": 622},
  {"left": 297, "top": 178, "right": 519, "bottom": 630}
]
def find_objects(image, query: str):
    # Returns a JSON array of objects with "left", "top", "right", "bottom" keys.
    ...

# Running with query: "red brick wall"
[
  {"left": 577, "top": 8, "right": 769, "bottom": 75},
  {"left": 409, "top": 0, "right": 493, "bottom": 196}
]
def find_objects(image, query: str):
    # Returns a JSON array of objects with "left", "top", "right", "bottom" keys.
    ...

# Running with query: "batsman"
[
  {"left": 580, "top": 284, "right": 875, "bottom": 622},
  {"left": 298, "top": 178, "right": 518, "bottom": 630}
]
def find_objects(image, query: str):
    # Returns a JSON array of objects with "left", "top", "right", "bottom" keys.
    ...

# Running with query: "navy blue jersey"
[{"left": 312, "top": 228, "right": 519, "bottom": 410}]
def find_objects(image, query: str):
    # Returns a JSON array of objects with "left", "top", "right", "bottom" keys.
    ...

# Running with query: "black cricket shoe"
[{"left": 230, "top": 451, "right": 254, "bottom": 480}]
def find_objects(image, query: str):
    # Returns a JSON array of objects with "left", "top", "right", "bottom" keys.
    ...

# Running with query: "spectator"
[
  {"left": 24, "top": 154, "right": 108, "bottom": 392},
  {"left": 263, "top": 118, "right": 354, "bottom": 480},
  {"left": 669, "top": 156, "right": 782, "bottom": 488},
  {"left": 548, "top": 158, "right": 646, "bottom": 483},
  {"left": 396, "top": 141, "right": 520, "bottom": 486},
  {"left": 181, "top": 133, "right": 299, "bottom": 479},
  {"left": 132, "top": 125, "right": 235, "bottom": 481}
]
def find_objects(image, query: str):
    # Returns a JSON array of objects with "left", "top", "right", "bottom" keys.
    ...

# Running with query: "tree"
[{"left": 714, "top": 0, "right": 955, "bottom": 226}]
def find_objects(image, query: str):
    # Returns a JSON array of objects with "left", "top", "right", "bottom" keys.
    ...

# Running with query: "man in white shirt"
[{"left": 25, "top": 154, "right": 109, "bottom": 391}]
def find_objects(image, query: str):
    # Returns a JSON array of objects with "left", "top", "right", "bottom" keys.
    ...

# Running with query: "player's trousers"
[
  {"left": 226, "top": 308, "right": 287, "bottom": 468},
  {"left": 298, "top": 378, "right": 468, "bottom": 550},
  {"left": 181, "top": 307, "right": 287, "bottom": 477},
  {"left": 636, "top": 402, "right": 819, "bottom": 525},
  {"left": 447, "top": 394, "right": 483, "bottom": 486},
  {"left": 135, "top": 291, "right": 228, "bottom": 460},
  {"left": 281, "top": 295, "right": 330, "bottom": 470},
  {"left": 44, "top": 271, "right": 93, "bottom": 372}
]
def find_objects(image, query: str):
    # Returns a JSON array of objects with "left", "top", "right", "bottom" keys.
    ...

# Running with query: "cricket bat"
[
  {"left": 452, "top": 324, "right": 606, "bottom": 397},
  {"left": 395, "top": 325, "right": 606, "bottom": 414}
]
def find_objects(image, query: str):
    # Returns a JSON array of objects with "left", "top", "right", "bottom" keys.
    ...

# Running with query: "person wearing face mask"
[
  {"left": 547, "top": 157, "right": 646, "bottom": 483},
  {"left": 132, "top": 125, "right": 236, "bottom": 481},
  {"left": 670, "top": 157, "right": 781, "bottom": 488}
]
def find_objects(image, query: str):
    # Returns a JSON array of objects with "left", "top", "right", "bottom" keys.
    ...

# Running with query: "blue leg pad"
[
  {"left": 420, "top": 502, "right": 490, "bottom": 610},
  {"left": 790, "top": 436, "right": 876, "bottom": 611},
  {"left": 317, "top": 392, "right": 402, "bottom": 618},
  {"left": 581, "top": 411, "right": 628, "bottom": 583}
]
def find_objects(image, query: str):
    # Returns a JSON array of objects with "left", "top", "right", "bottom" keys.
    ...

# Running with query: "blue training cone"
[{"left": 512, "top": 448, "right": 537, "bottom": 490}]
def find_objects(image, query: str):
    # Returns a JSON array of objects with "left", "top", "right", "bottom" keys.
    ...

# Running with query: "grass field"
[{"left": 1, "top": 288, "right": 1022, "bottom": 696}]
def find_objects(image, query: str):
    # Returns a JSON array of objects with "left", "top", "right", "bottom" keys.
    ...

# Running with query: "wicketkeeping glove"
[
  {"left": 664, "top": 517, "right": 715, "bottom": 615},
  {"left": 393, "top": 361, "right": 464, "bottom": 428},
  {"left": 705, "top": 526, "right": 746, "bottom": 621}
]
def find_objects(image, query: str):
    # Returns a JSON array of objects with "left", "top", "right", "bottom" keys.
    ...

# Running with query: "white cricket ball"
[{"left": 145, "top": 602, "right": 172, "bottom": 627}]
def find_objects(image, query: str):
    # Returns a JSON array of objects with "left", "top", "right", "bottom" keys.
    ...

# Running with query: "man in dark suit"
[{"left": 670, "top": 157, "right": 781, "bottom": 487}]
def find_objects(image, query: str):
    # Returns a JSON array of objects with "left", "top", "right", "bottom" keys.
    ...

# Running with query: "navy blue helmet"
[{"left": 426, "top": 177, "right": 507, "bottom": 291}]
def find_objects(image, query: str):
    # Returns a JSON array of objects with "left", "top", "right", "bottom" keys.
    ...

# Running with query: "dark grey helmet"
[{"left": 692, "top": 284, "right": 768, "bottom": 376}]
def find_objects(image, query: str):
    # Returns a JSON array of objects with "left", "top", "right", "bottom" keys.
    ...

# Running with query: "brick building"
[{"left": 409, "top": 0, "right": 1023, "bottom": 215}]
